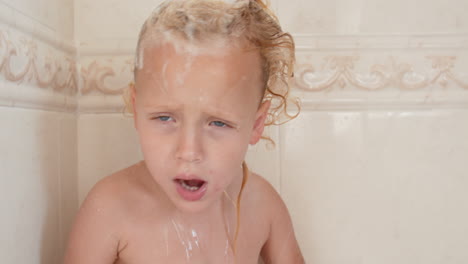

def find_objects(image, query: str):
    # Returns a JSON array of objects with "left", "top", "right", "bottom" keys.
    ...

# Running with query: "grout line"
[{"left": 57, "top": 113, "right": 63, "bottom": 262}]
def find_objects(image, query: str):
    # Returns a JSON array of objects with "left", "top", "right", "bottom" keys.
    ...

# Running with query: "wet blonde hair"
[{"left": 124, "top": 0, "right": 299, "bottom": 128}]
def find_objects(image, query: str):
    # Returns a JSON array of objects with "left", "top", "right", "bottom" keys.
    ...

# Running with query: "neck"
[{"left": 140, "top": 159, "right": 245, "bottom": 229}]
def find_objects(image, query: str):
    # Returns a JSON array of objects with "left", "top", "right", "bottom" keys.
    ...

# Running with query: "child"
[{"left": 63, "top": 0, "right": 304, "bottom": 263}]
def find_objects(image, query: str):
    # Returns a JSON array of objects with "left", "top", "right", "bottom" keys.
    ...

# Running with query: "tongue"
[{"left": 184, "top": 179, "right": 204, "bottom": 187}]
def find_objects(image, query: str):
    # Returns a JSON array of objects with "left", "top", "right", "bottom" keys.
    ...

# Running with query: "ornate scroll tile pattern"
[
  {"left": 0, "top": 29, "right": 78, "bottom": 95},
  {"left": 295, "top": 55, "right": 468, "bottom": 92},
  {"left": 81, "top": 58, "right": 134, "bottom": 95},
  {"left": 76, "top": 35, "right": 468, "bottom": 111}
]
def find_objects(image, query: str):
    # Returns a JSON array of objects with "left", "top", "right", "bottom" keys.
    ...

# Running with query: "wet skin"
[{"left": 63, "top": 42, "right": 304, "bottom": 264}]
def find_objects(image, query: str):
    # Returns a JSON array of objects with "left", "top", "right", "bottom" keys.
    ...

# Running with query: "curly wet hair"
[{"left": 124, "top": 0, "right": 299, "bottom": 130}]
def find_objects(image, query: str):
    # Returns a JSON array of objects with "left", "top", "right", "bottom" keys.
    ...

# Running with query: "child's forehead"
[
  {"left": 135, "top": 41, "right": 264, "bottom": 110},
  {"left": 138, "top": 40, "right": 262, "bottom": 84}
]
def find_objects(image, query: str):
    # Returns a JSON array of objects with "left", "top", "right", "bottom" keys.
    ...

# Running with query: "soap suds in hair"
[
  {"left": 136, "top": 45, "right": 145, "bottom": 70},
  {"left": 185, "top": 21, "right": 196, "bottom": 41},
  {"left": 132, "top": 0, "right": 298, "bottom": 127}
]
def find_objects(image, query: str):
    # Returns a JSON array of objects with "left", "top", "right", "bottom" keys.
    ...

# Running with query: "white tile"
[
  {"left": 56, "top": 0, "right": 74, "bottom": 41},
  {"left": 75, "top": 0, "right": 165, "bottom": 48},
  {"left": 277, "top": 0, "right": 340, "bottom": 34},
  {"left": 278, "top": 0, "right": 468, "bottom": 34},
  {"left": 78, "top": 113, "right": 142, "bottom": 204},
  {"left": 358, "top": 0, "right": 468, "bottom": 34},
  {"left": 58, "top": 112, "right": 78, "bottom": 261},
  {"left": 0, "top": 108, "right": 61, "bottom": 264},
  {"left": 280, "top": 109, "right": 468, "bottom": 264},
  {"left": 0, "top": 77, "right": 13, "bottom": 107}
]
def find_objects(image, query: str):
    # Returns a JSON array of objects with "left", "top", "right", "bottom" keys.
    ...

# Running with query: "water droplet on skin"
[
  {"left": 224, "top": 239, "right": 230, "bottom": 258},
  {"left": 191, "top": 229, "right": 200, "bottom": 249},
  {"left": 171, "top": 219, "right": 192, "bottom": 261},
  {"left": 164, "top": 227, "right": 169, "bottom": 256}
]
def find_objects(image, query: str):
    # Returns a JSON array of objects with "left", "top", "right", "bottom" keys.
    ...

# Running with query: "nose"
[{"left": 175, "top": 125, "right": 203, "bottom": 163}]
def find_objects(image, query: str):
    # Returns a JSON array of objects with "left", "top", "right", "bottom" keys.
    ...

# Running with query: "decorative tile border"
[
  {"left": 81, "top": 58, "right": 133, "bottom": 95},
  {"left": 0, "top": 30, "right": 78, "bottom": 93},
  {"left": 0, "top": 20, "right": 78, "bottom": 111},
  {"left": 294, "top": 55, "right": 468, "bottom": 92},
  {"left": 3, "top": 23, "right": 468, "bottom": 112},
  {"left": 78, "top": 35, "right": 468, "bottom": 112},
  {"left": 78, "top": 56, "right": 134, "bottom": 113}
]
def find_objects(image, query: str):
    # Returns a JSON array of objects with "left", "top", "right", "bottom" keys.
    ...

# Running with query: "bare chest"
[{"left": 114, "top": 214, "right": 267, "bottom": 264}]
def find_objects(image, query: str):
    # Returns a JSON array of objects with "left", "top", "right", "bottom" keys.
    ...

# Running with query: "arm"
[
  {"left": 63, "top": 178, "right": 124, "bottom": 264},
  {"left": 260, "top": 182, "right": 305, "bottom": 264}
]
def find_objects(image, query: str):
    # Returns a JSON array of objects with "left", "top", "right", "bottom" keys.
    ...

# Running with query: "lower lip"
[{"left": 175, "top": 181, "right": 207, "bottom": 201}]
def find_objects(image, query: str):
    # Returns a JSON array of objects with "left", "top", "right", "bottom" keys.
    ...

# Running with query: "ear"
[
  {"left": 249, "top": 100, "right": 271, "bottom": 145},
  {"left": 130, "top": 84, "right": 138, "bottom": 130}
]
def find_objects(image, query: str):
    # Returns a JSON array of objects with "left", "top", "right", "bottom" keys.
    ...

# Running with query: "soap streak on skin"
[
  {"left": 221, "top": 191, "right": 235, "bottom": 263},
  {"left": 224, "top": 240, "right": 230, "bottom": 263},
  {"left": 171, "top": 219, "right": 193, "bottom": 262},
  {"left": 191, "top": 229, "right": 200, "bottom": 249},
  {"left": 176, "top": 54, "right": 195, "bottom": 86},
  {"left": 161, "top": 62, "right": 169, "bottom": 94},
  {"left": 165, "top": 190, "right": 238, "bottom": 263},
  {"left": 139, "top": 43, "right": 261, "bottom": 135},
  {"left": 163, "top": 225, "right": 169, "bottom": 257}
]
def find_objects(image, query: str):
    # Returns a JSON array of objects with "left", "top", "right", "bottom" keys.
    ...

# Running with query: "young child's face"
[{"left": 132, "top": 41, "right": 269, "bottom": 213}]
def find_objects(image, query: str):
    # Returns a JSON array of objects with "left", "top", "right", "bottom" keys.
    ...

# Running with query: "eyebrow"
[{"left": 143, "top": 104, "right": 241, "bottom": 121}]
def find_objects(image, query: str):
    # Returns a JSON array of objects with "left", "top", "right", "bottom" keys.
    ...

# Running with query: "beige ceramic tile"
[
  {"left": 78, "top": 113, "right": 142, "bottom": 204},
  {"left": 58, "top": 112, "right": 78, "bottom": 261},
  {"left": 75, "top": 0, "right": 165, "bottom": 48},
  {"left": 0, "top": 108, "right": 62, "bottom": 264},
  {"left": 281, "top": 109, "right": 468, "bottom": 264},
  {"left": 358, "top": 0, "right": 468, "bottom": 34},
  {"left": 278, "top": 0, "right": 468, "bottom": 34}
]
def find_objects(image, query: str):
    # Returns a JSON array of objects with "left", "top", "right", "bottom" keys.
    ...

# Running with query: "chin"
[{"left": 171, "top": 195, "right": 218, "bottom": 214}]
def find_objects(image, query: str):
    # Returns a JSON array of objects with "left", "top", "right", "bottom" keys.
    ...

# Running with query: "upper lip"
[{"left": 174, "top": 173, "right": 206, "bottom": 182}]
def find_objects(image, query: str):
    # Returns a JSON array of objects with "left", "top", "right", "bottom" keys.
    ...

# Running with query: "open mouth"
[
  {"left": 174, "top": 178, "right": 208, "bottom": 201},
  {"left": 175, "top": 179, "right": 206, "bottom": 192}
]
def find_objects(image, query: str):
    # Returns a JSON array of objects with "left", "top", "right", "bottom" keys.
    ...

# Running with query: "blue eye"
[
  {"left": 157, "top": 116, "right": 172, "bottom": 122},
  {"left": 211, "top": 121, "right": 227, "bottom": 127}
]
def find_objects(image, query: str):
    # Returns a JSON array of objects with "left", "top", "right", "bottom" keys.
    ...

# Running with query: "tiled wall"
[
  {"left": 0, "top": 0, "right": 77, "bottom": 263},
  {"left": 74, "top": 0, "right": 468, "bottom": 263},
  {"left": 1, "top": 0, "right": 468, "bottom": 263}
]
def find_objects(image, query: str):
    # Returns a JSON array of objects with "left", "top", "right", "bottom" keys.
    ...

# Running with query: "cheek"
[
  {"left": 136, "top": 122, "right": 173, "bottom": 168},
  {"left": 207, "top": 127, "right": 250, "bottom": 158},
  {"left": 207, "top": 134, "right": 250, "bottom": 185},
  {"left": 212, "top": 139, "right": 248, "bottom": 164}
]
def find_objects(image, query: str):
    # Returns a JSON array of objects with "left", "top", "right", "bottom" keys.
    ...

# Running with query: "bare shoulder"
[
  {"left": 63, "top": 161, "right": 149, "bottom": 264},
  {"left": 243, "top": 172, "right": 284, "bottom": 215},
  {"left": 241, "top": 172, "right": 287, "bottom": 238},
  {"left": 244, "top": 172, "right": 305, "bottom": 264},
  {"left": 94, "top": 161, "right": 154, "bottom": 207},
  {"left": 80, "top": 162, "right": 145, "bottom": 217}
]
